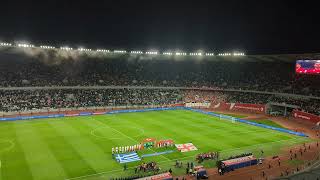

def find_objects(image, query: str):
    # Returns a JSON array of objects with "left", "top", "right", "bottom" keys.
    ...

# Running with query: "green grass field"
[{"left": 0, "top": 109, "right": 310, "bottom": 180}]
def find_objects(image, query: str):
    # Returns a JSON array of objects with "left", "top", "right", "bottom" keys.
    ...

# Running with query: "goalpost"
[{"left": 219, "top": 114, "right": 236, "bottom": 123}]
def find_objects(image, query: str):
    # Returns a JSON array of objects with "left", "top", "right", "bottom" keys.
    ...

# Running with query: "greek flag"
[{"left": 115, "top": 152, "right": 141, "bottom": 163}]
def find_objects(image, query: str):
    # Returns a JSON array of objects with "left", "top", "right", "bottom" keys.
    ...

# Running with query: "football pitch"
[{"left": 0, "top": 109, "right": 309, "bottom": 180}]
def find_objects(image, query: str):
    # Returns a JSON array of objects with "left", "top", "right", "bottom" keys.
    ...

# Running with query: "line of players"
[{"left": 112, "top": 144, "right": 143, "bottom": 154}]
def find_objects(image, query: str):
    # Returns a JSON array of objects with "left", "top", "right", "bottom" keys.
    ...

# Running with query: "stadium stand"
[
  {"left": 0, "top": 89, "right": 182, "bottom": 112},
  {"left": 0, "top": 49, "right": 319, "bottom": 96},
  {"left": 0, "top": 47, "right": 319, "bottom": 116},
  {"left": 1, "top": 88, "right": 319, "bottom": 117}
]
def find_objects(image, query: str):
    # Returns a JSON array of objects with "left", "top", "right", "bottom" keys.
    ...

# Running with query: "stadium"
[{"left": 0, "top": 43, "right": 319, "bottom": 180}]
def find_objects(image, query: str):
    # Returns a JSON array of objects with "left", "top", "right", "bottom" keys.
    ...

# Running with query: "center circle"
[{"left": 91, "top": 126, "right": 144, "bottom": 140}]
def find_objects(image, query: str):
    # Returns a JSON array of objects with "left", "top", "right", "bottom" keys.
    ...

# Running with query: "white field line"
[
  {"left": 65, "top": 136, "right": 304, "bottom": 180},
  {"left": 0, "top": 139, "right": 15, "bottom": 153},
  {"left": 90, "top": 117, "right": 139, "bottom": 143},
  {"left": 90, "top": 126, "right": 145, "bottom": 140},
  {"left": 89, "top": 116, "right": 171, "bottom": 161}
]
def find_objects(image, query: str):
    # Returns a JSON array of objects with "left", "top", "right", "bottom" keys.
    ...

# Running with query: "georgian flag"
[{"left": 175, "top": 143, "right": 198, "bottom": 152}]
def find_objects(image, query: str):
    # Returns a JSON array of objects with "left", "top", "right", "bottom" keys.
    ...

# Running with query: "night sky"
[{"left": 0, "top": 0, "right": 319, "bottom": 54}]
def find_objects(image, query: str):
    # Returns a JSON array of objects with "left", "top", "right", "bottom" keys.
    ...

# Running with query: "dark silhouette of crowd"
[
  {"left": 196, "top": 152, "right": 218, "bottom": 163},
  {"left": 136, "top": 161, "right": 160, "bottom": 173}
]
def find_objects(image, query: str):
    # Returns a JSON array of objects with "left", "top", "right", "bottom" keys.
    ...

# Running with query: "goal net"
[{"left": 219, "top": 114, "right": 236, "bottom": 123}]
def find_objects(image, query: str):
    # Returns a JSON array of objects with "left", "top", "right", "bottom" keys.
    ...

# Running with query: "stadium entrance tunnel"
[{"left": 90, "top": 126, "right": 144, "bottom": 140}]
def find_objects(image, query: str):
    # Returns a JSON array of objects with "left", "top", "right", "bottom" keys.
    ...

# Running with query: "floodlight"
[
  {"left": 60, "top": 46, "right": 73, "bottom": 51},
  {"left": 0, "top": 42, "right": 12, "bottom": 46},
  {"left": 114, "top": 50, "right": 126, "bottom": 53},
  {"left": 18, "top": 43, "right": 34, "bottom": 48},
  {"left": 40, "top": 45, "right": 55, "bottom": 49}
]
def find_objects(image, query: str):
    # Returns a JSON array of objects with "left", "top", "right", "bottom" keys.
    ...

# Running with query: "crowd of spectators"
[
  {"left": 1, "top": 88, "right": 319, "bottom": 116},
  {"left": 184, "top": 90, "right": 320, "bottom": 116},
  {"left": 0, "top": 51, "right": 319, "bottom": 115},
  {"left": 0, "top": 52, "right": 319, "bottom": 97},
  {"left": 0, "top": 89, "right": 182, "bottom": 112}
]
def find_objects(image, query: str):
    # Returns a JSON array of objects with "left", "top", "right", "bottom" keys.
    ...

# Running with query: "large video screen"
[{"left": 296, "top": 60, "right": 320, "bottom": 74}]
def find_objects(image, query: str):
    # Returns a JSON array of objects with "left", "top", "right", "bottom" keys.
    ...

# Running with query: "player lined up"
[{"left": 112, "top": 144, "right": 143, "bottom": 154}]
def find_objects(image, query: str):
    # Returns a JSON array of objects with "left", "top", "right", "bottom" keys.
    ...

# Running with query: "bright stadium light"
[
  {"left": 60, "top": 46, "right": 73, "bottom": 51},
  {"left": 78, "top": 48, "right": 92, "bottom": 52},
  {"left": 233, "top": 52, "right": 245, "bottom": 56},
  {"left": 206, "top": 53, "right": 214, "bottom": 56},
  {"left": 96, "top": 49, "right": 110, "bottom": 53},
  {"left": 18, "top": 43, "right": 34, "bottom": 48},
  {"left": 40, "top": 45, "right": 55, "bottom": 49},
  {"left": 176, "top": 52, "right": 186, "bottom": 56},
  {"left": 114, "top": 50, "right": 126, "bottom": 53},
  {"left": 218, "top": 53, "right": 232, "bottom": 56},
  {"left": 0, "top": 42, "right": 12, "bottom": 46},
  {"left": 190, "top": 52, "right": 202, "bottom": 56},
  {"left": 163, "top": 52, "right": 172, "bottom": 55},
  {"left": 130, "top": 51, "right": 143, "bottom": 54},
  {"left": 146, "top": 51, "right": 158, "bottom": 55}
]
